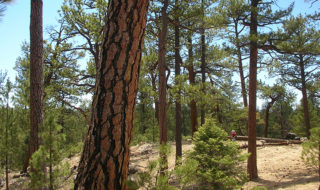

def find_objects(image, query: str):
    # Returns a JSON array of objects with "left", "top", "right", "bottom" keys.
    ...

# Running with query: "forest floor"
[{"left": 1, "top": 140, "right": 318, "bottom": 190}]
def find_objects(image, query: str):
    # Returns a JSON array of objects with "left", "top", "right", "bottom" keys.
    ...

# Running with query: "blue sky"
[
  {"left": 0, "top": 0, "right": 318, "bottom": 82},
  {"left": 0, "top": 0, "right": 64, "bottom": 80}
]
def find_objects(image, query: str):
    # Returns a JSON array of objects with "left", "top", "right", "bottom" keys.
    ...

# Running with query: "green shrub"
[
  {"left": 29, "top": 113, "right": 70, "bottom": 189},
  {"left": 176, "top": 118, "right": 248, "bottom": 189},
  {"left": 302, "top": 127, "right": 320, "bottom": 168}
]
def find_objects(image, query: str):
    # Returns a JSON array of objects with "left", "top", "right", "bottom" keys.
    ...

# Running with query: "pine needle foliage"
[
  {"left": 302, "top": 127, "right": 320, "bottom": 168},
  {"left": 176, "top": 118, "right": 248, "bottom": 189},
  {"left": 29, "top": 113, "right": 70, "bottom": 189}
]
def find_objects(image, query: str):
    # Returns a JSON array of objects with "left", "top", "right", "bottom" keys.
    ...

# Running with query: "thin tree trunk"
[
  {"left": 299, "top": 54, "right": 311, "bottom": 138},
  {"left": 150, "top": 72, "right": 159, "bottom": 124},
  {"left": 234, "top": 15, "right": 248, "bottom": 135},
  {"left": 235, "top": 24, "right": 247, "bottom": 108},
  {"left": 264, "top": 103, "right": 271, "bottom": 138},
  {"left": 200, "top": 0, "right": 206, "bottom": 126},
  {"left": 5, "top": 94, "right": 9, "bottom": 190},
  {"left": 158, "top": 0, "right": 169, "bottom": 174},
  {"left": 187, "top": 35, "right": 198, "bottom": 136},
  {"left": 216, "top": 104, "right": 222, "bottom": 124},
  {"left": 23, "top": 0, "right": 43, "bottom": 173},
  {"left": 200, "top": 29, "right": 206, "bottom": 126},
  {"left": 49, "top": 123, "right": 53, "bottom": 190},
  {"left": 280, "top": 104, "right": 286, "bottom": 138},
  {"left": 247, "top": 0, "right": 258, "bottom": 180},
  {"left": 74, "top": 0, "right": 149, "bottom": 189},
  {"left": 318, "top": 144, "right": 320, "bottom": 190},
  {"left": 174, "top": 0, "right": 182, "bottom": 164}
]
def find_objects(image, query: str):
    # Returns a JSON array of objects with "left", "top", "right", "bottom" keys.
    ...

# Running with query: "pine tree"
[
  {"left": 24, "top": 0, "right": 44, "bottom": 173},
  {"left": 29, "top": 113, "right": 69, "bottom": 190},
  {"left": 74, "top": 0, "right": 149, "bottom": 188},
  {"left": 259, "top": 83, "right": 285, "bottom": 137},
  {"left": 176, "top": 118, "right": 248, "bottom": 189},
  {"left": 275, "top": 15, "right": 320, "bottom": 138},
  {"left": 158, "top": 0, "right": 169, "bottom": 174}
]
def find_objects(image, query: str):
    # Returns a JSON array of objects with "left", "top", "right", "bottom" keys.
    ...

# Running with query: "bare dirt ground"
[
  {"left": 129, "top": 141, "right": 319, "bottom": 190},
  {"left": 1, "top": 141, "right": 318, "bottom": 190},
  {"left": 242, "top": 143, "right": 318, "bottom": 190}
]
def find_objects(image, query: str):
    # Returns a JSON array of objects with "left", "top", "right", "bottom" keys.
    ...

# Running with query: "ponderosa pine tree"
[
  {"left": 174, "top": 0, "right": 182, "bottom": 164},
  {"left": 61, "top": 0, "right": 108, "bottom": 72},
  {"left": 186, "top": 32, "right": 198, "bottom": 136},
  {"left": 200, "top": 0, "right": 206, "bottom": 126},
  {"left": 158, "top": 0, "right": 169, "bottom": 174},
  {"left": 24, "top": 0, "right": 43, "bottom": 173},
  {"left": 247, "top": 0, "right": 259, "bottom": 180},
  {"left": 275, "top": 15, "right": 320, "bottom": 138},
  {"left": 1, "top": 78, "right": 12, "bottom": 190},
  {"left": 74, "top": 0, "right": 149, "bottom": 189},
  {"left": 246, "top": 0, "right": 293, "bottom": 180},
  {"left": 216, "top": 0, "right": 250, "bottom": 108},
  {"left": 259, "top": 83, "right": 285, "bottom": 137}
]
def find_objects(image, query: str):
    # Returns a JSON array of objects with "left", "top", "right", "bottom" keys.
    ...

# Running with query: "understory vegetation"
[{"left": 0, "top": 0, "right": 320, "bottom": 189}]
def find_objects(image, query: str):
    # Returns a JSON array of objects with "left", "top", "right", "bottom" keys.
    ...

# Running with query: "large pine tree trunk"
[
  {"left": 23, "top": 0, "right": 43, "bottom": 173},
  {"left": 74, "top": 0, "right": 149, "bottom": 189},
  {"left": 247, "top": 0, "right": 258, "bottom": 180},
  {"left": 174, "top": 0, "right": 182, "bottom": 163},
  {"left": 299, "top": 55, "right": 311, "bottom": 138}
]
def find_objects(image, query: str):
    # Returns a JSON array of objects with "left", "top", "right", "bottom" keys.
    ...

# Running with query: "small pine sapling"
[
  {"left": 301, "top": 127, "right": 320, "bottom": 186},
  {"left": 29, "top": 113, "right": 70, "bottom": 189},
  {"left": 176, "top": 118, "right": 248, "bottom": 189}
]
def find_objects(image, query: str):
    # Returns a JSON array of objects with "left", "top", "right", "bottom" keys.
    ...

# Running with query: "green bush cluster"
[{"left": 176, "top": 118, "right": 248, "bottom": 189}]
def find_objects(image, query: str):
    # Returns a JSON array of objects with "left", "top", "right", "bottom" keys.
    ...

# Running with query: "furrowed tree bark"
[
  {"left": 158, "top": 0, "right": 169, "bottom": 174},
  {"left": 74, "top": 0, "right": 149, "bottom": 189},
  {"left": 174, "top": 0, "right": 182, "bottom": 164},
  {"left": 23, "top": 0, "right": 43, "bottom": 173},
  {"left": 247, "top": 0, "right": 258, "bottom": 180},
  {"left": 299, "top": 54, "right": 311, "bottom": 138}
]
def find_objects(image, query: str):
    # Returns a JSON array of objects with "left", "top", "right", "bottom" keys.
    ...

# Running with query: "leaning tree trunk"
[
  {"left": 23, "top": 0, "right": 43, "bottom": 173},
  {"left": 247, "top": 0, "right": 259, "bottom": 180},
  {"left": 74, "top": 0, "right": 149, "bottom": 189}
]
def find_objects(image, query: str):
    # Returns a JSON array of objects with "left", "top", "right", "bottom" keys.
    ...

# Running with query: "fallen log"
[
  {"left": 239, "top": 142, "right": 295, "bottom": 149},
  {"left": 234, "top": 136, "right": 302, "bottom": 144}
]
